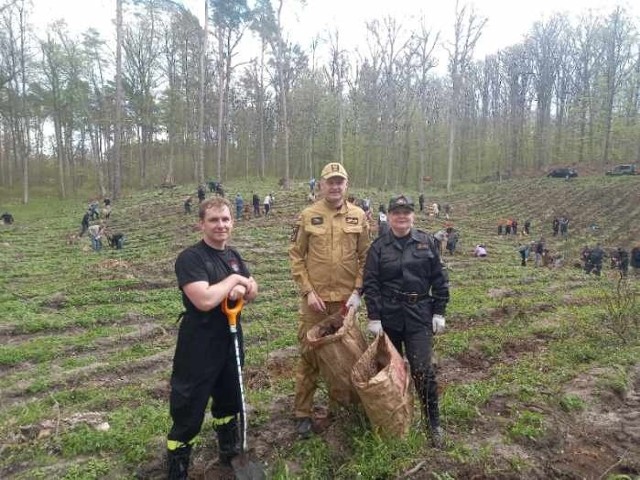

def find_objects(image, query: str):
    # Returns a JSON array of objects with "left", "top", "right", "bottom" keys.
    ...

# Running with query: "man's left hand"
[{"left": 345, "top": 291, "right": 361, "bottom": 311}]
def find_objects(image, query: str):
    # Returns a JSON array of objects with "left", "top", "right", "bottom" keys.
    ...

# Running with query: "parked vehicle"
[
  {"left": 547, "top": 167, "right": 578, "bottom": 178},
  {"left": 605, "top": 164, "right": 637, "bottom": 176}
]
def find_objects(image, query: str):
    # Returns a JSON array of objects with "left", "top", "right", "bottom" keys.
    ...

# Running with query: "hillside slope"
[{"left": 0, "top": 177, "right": 638, "bottom": 479}]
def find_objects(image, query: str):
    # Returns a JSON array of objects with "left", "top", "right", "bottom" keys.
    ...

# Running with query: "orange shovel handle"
[{"left": 222, "top": 297, "right": 244, "bottom": 328}]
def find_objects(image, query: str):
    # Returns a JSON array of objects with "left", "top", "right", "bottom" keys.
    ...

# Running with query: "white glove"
[
  {"left": 432, "top": 314, "right": 445, "bottom": 334},
  {"left": 345, "top": 292, "right": 361, "bottom": 311},
  {"left": 367, "top": 320, "right": 383, "bottom": 336}
]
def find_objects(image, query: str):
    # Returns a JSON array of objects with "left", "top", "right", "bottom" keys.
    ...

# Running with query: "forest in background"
[{"left": 1, "top": 0, "right": 639, "bottom": 202}]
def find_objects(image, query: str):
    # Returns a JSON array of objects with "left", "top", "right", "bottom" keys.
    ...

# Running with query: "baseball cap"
[
  {"left": 388, "top": 195, "right": 415, "bottom": 212},
  {"left": 320, "top": 162, "right": 348, "bottom": 180}
]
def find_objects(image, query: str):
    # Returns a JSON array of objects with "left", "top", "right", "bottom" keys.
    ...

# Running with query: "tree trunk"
[{"left": 113, "top": 0, "right": 123, "bottom": 199}]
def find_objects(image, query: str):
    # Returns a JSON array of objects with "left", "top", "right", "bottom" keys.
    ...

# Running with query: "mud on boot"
[
  {"left": 295, "top": 417, "right": 313, "bottom": 439},
  {"left": 427, "top": 401, "right": 444, "bottom": 449},
  {"left": 430, "top": 425, "right": 444, "bottom": 449},
  {"left": 216, "top": 418, "right": 241, "bottom": 465},
  {"left": 167, "top": 444, "right": 191, "bottom": 480}
]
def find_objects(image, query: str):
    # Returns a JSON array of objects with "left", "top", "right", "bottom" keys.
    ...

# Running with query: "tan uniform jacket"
[{"left": 289, "top": 199, "right": 370, "bottom": 302}]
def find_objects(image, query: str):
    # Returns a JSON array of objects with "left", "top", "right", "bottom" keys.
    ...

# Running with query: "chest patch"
[
  {"left": 345, "top": 216, "right": 359, "bottom": 225},
  {"left": 311, "top": 216, "right": 324, "bottom": 225},
  {"left": 416, "top": 242, "right": 430, "bottom": 250},
  {"left": 229, "top": 257, "right": 241, "bottom": 273}
]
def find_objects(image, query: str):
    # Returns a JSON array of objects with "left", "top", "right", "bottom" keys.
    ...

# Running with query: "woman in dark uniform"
[{"left": 363, "top": 194, "right": 450, "bottom": 447}]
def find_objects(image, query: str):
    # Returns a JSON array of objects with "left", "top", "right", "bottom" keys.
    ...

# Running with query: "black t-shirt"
[{"left": 175, "top": 240, "right": 250, "bottom": 332}]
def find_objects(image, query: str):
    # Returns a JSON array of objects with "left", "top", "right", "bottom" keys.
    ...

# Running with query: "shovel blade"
[{"left": 230, "top": 453, "right": 266, "bottom": 480}]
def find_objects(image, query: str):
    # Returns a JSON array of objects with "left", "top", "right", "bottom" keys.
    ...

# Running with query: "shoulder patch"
[
  {"left": 416, "top": 243, "right": 430, "bottom": 250},
  {"left": 345, "top": 216, "right": 359, "bottom": 225},
  {"left": 311, "top": 216, "right": 324, "bottom": 225},
  {"left": 290, "top": 224, "right": 300, "bottom": 242}
]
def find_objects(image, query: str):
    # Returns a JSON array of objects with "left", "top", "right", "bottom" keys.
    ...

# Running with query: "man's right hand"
[
  {"left": 307, "top": 291, "right": 326, "bottom": 313},
  {"left": 228, "top": 284, "right": 247, "bottom": 301},
  {"left": 366, "top": 320, "right": 383, "bottom": 336}
]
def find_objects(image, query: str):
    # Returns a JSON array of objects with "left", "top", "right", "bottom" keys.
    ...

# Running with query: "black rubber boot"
[
  {"left": 295, "top": 417, "right": 313, "bottom": 438},
  {"left": 427, "top": 399, "right": 444, "bottom": 449},
  {"left": 216, "top": 419, "right": 240, "bottom": 466},
  {"left": 425, "top": 367, "right": 444, "bottom": 449},
  {"left": 167, "top": 444, "right": 191, "bottom": 480}
]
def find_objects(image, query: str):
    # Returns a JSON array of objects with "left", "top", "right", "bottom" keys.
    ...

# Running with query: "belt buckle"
[{"left": 406, "top": 293, "right": 419, "bottom": 304}]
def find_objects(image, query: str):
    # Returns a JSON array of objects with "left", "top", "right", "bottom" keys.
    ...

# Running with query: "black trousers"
[
  {"left": 168, "top": 316, "right": 243, "bottom": 444},
  {"left": 384, "top": 325, "right": 438, "bottom": 418}
]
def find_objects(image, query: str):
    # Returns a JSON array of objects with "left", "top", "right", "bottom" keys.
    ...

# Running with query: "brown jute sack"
[
  {"left": 351, "top": 333, "right": 413, "bottom": 438},
  {"left": 306, "top": 308, "right": 367, "bottom": 406}
]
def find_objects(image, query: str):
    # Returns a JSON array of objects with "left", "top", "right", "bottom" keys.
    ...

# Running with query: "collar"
[
  {"left": 322, "top": 198, "right": 347, "bottom": 213},
  {"left": 382, "top": 228, "right": 420, "bottom": 246}
]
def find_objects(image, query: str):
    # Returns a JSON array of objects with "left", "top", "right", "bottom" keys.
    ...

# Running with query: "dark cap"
[{"left": 388, "top": 195, "right": 415, "bottom": 212}]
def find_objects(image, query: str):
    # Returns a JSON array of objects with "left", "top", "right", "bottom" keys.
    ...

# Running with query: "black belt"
[{"left": 388, "top": 290, "right": 431, "bottom": 304}]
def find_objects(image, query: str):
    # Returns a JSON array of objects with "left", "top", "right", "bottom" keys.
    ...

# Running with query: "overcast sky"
[{"left": 30, "top": 0, "right": 639, "bottom": 64}]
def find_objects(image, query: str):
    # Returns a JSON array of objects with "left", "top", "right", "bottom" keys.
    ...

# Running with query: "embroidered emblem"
[
  {"left": 345, "top": 217, "right": 359, "bottom": 225},
  {"left": 229, "top": 258, "right": 241, "bottom": 272},
  {"left": 311, "top": 216, "right": 324, "bottom": 225},
  {"left": 416, "top": 243, "right": 429, "bottom": 250},
  {"left": 290, "top": 225, "right": 300, "bottom": 242}
]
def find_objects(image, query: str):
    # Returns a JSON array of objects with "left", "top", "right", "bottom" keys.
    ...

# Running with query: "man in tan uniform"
[{"left": 289, "top": 162, "right": 370, "bottom": 437}]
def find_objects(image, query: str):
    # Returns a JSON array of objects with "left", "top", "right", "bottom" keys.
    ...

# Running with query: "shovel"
[{"left": 222, "top": 297, "right": 266, "bottom": 480}]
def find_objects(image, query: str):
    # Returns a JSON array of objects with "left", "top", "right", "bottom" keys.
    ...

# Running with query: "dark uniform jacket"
[{"left": 363, "top": 228, "right": 449, "bottom": 333}]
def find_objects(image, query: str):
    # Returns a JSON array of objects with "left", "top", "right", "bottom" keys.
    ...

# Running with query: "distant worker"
[
  {"left": 443, "top": 203, "right": 451, "bottom": 220},
  {"left": 474, "top": 244, "right": 487, "bottom": 257},
  {"left": 614, "top": 247, "right": 629, "bottom": 276},
  {"left": 108, "top": 232, "right": 125, "bottom": 250},
  {"left": 377, "top": 204, "right": 388, "bottom": 237},
  {"left": 235, "top": 193, "right": 244, "bottom": 220},
  {"left": 87, "top": 223, "right": 105, "bottom": 252},
  {"left": 418, "top": 193, "right": 425, "bottom": 212},
  {"left": 581, "top": 245, "right": 592, "bottom": 272},
  {"left": 103, "top": 204, "right": 112, "bottom": 220},
  {"left": 586, "top": 244, "right": 605, "bottom": 276},
  {"left": 89, "top": 200, "right": 100, "bottom": 220},
  {"left": 1, "top": 212, "right": 14, "bottom": 225},
  {"left": 523, "top": 219, "right": 531, "bottom": 236},
  {"left": 263, "top": 193, "right": 273, "bottom": 217},
  {"left": 197, "top": 184, "right": 206, "bottom": 203},
  {"left": 631, "top": 246, "right": 640, "bottom": 276},
  {"left": 534, "top": 238, "right": 545, "bottom": 267},
  {"left": 446, "top": 229, "right": 459, "bottom": 255},
  {"left": 559, "top": 217, "right": 570, "bottom": 238},
  {"left": 79, "top": 210, "right": 91, "bottom": 237},
  {"left": 184, "top": 197, "right": 193, "bottom": 215},
  {"left": 252, "top": 193, "right": 261, "bottom": 217},
  {"left": 518, "top": 243, "right": 530, "bottom": 266},
  {"left": 433, "top": 229, "right": 448, "bottom": 256}
]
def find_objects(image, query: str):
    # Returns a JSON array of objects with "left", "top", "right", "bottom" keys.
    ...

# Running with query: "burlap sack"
[
  {"left": 306, "top": 308, "right": 367, "bottom": 406},
  {"left": 351, "top": 333, "right": 413, "bottom": 438}
]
